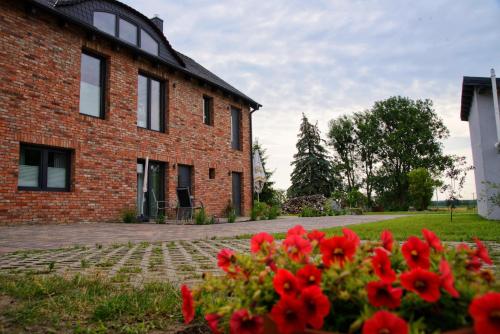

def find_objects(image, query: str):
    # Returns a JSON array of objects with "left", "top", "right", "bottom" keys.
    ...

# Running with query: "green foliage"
[
  {"left": 299, "top": 206, "right": 324, "bottom": 217},
  {"left": 225, "top": 202, "right": 237, "bottom": 223},
  {"left": 155, "top": 213, "right": 165, "bottom": 224},
  {"left": 289, "top": 114, "right": 333, "bottom": 198},
  {"left": 346, "top": 189, "right": 366, "bottom": 208},
  {"left": 194, "top": 207, "right": 208, "bottom": 225},
  {"left": 120, "top": 208, "right": 137, "bottom": 224},
  {"left": 408, "top": 168, "right": 435, "bottom": 211},
  {"left": 264, "top": 205, "right": 280, "bottom": 220},
  {"left": 250, "top": 201, "right": 267, "bottom": 221}
]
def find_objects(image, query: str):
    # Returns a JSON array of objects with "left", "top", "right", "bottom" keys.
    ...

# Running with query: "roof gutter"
[{"left": 490, "top": 69, "right": 500, "bottom": 152}]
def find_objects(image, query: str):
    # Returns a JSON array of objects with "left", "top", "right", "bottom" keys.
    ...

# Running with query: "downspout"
[{"left": 490, "top": 69, "right": 500, "bottom": 151}]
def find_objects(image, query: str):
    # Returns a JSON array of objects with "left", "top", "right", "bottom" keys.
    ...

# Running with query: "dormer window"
[
  {"left": 141, "top": 30, "right": 159, "bottom": 55},
  {"left": 119, "top": 18, "right": 138, "bottom": 45},
  {"left": 93, "top": 12, "right": 116, "bottom": 36}
]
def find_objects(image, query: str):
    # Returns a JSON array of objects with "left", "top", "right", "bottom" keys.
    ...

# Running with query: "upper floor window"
[
  {"left": 119, "top": 18, "right": 138, "bottom": 45},
  {"left": 79, "top": 51, "right": 105, "bottom": 118},
  {"left": 18, "top": 145, "right": 71, "bottom": 192},
  {"left": 231, "top": 107, "right": 242, "bottom": 150},
  {"left": 203, "top": 95, "right": 214, "bottom": 126},
  {"left": 137, "top": 74, "right": 164, "bottom": 132},
  {"left": 141, "top": 30, "right": 159, "bottom": 55},
  {"left": 93, "top": 12, "right": 116, "bottom": 36}
]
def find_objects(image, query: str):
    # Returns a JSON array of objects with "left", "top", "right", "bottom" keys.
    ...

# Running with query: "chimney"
[{"left": 150, "top": 15, "right": 163, "bottom": 32}]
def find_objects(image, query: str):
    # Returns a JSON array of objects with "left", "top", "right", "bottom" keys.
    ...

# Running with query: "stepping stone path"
[{"left": 0, "top": 239, "right": 498, "bottom": 286}]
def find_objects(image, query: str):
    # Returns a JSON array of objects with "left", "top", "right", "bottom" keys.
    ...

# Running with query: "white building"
[{"left": 461, "top": 72, "right": 500, "bottom": 219}]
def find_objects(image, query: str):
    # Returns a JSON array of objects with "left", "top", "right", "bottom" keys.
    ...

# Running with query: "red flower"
[
  {"left": 307, "top": 230, "right": 326, "bottom": 244},
  {"left": 270, "top": 296, "right": 306, "bottom": 334},
  {"left": 366, "top": 281, "right": 402, "bottom": 309},
  {"left": 381, "top": 230, "right": 394, "bottom": 252},
  {"left": 300, "top": 286, "right": 331, "bottom": 329},
  {"left": 181, "top": 285, "right": 195, "bottom": 324},
  {"left": 250, "top": 232, "right": 274, "bottom": 254},
  {"left": 422, "top": 229, "right": 444, "bottom": 252},
  {"left": 283, "top": 235, "right": 312, "bottom": 262},
  {"left": 343, "top": 227, "right": 361, "bottom": 247},
  {"left": 401, "top": 236, "right": 430, "bottom": 269},
  {"left": 400, "top": 267, "right": 441, "bottom": 302},
  {"left": 296, "top": 264, "right": 322, "bottom": 288},
  {"left": 217, "top": 248, "right": 234, "bottom": 272},
  {"left": 287, "top": 225, "right": 307, "bottom": 237},
  {"left": 320, "top": 236, "right": 357, "bottom": 268},
  {"left": 273, "top": 269, "right": 300, "bottom": 297},
  {"left": 469, "top": 292, "right": 500, "bottom": 334},
  {"left": 362, "top": 311, "right": 409, "bottom": 334},
  {"left": 205, "top": 314, "right": 221, "bottom": 334},
  {"left": 466, "top": 256, "right": 483, "bottom": 272},
  {"left": 474, "top": 237, "right": 493, "bottom": 265},
  {"left": 439, "top": 260, "right": 459, "bottom": 298},
  {"left": 372, "top": 248, "right": 396, "bottom": 283},
  {"left": 229, "top": 309, "right": 264, "bottom": 334}
]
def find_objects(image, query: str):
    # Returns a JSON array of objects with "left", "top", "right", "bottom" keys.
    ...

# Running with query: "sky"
[{"left": 123, "top": 0, "right": 500, "bottom": 200}]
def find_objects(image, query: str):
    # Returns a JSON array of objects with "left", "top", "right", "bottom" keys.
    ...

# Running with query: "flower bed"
[{"left": 181, "top": 225, "right": 500, "bottom": 334}]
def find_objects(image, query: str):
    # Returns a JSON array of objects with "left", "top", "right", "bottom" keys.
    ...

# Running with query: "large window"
[
  {"left": 119, "top": 18, "right": 138, "bottom": 45},
  {"left": 93, "top": 12, "right": 116, "bottom": 36},
  {"left": 18, "top": 145, "right": 71, "bottom": 192},
  {"left": 203, "top": 95, "right": 214, "bottom": 126},
  {"left": 231, "top": 107, "right": 241, "bottom": 150},
  {"left": 79, "top": 51, "right": 105, "bottom": 118},
  {"left": 137, "top": 74, "right": 164, "bottom": 131},
  {"left": 140, "top": 30, "right": 159, "bottom": 55}
]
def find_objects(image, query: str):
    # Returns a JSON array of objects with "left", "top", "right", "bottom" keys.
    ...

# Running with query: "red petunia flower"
[
  {"left": 422, "top": 229, "right": 444, "bottom": 252},
  {"left": 181, "top": 285, "right": 195, "bottom": 324},
  {"left": 381, "top": 230, "right": 394, "bottom": 252},
  {"left": 439, "top": 260, "right": 459, "bottom": 298},
  {"left": 320, "top": 236, "right": 357, "bottom": 268},
  {"left": 401, "top": 236, "right": 430, "bottom": 269},
  {"left": 469, "top": 292, "right": 500, "bottom": 334},
  {"left": 400, "top": 267, "right": 441, "bottom": 302},
  {"left": 307, "top": 230, "right": 326, "bottom": 244},
  {"left": 362, "top": 311, "right": 409, "bottom": 334},
  {"left": 205, "top": 314, "right": 221, "bottom": 334},
  {"left": 372, "top": 248, "right": 396, "bottom": 283},
  {"left": 283, "top": 235, "right": 312, "bottom": 262},
  {"left": 456, "top": 243, "right": 472, "bottom": 253},
  {"left": 300, "top": 285, "right": 331, "bottom": 329},
  {"left": 474, "top": 237, "right": 493, "bottom": 265},
  {"left": 466, "top": 256, "right": 483, "bottom": 272},
  {"left": 229, "top": 309, "right": 264, "bottom": 334},
  {"left": 270, "top": 296, "right": 306, "bottom": 334},
  {"left": 296, "top": 264, "right": 322, "bottom": 288},
  {"left": 342, "top": 227, "right": 361, "bottom": 247},
  {"left": 217, "top": 248, "right": 234, "bottom": 272},
  {"left": 366, "top": 281, "right": 403, "bottom": 309},
  {"left": 250, "top": 232, "right": 274, "bottom": 254},
  {"left": 273, "top": 269, "right": 300, "bottom": 297},
  {"left": 287, "top": 225, "right": 307, "bottom": 237}
]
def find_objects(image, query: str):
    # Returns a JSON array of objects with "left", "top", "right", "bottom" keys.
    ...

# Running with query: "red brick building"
[{"left": 0, "top": 0, "right": 261, "bottom": 224}]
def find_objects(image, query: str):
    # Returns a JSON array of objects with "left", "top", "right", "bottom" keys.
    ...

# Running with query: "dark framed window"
[
  {"left": 93, "top": 12, "right": 116, "bottom": 36},
  {"left": 18, "top": 145, "right": 71, "bottom": 192},
  {"left": 79, "top": 51, "right": 106, "bottom": 118},
  {"left": 231, "top": 107, "right": 242, "bottom": 150},
  {"left": 119, "top": 18, "right": 138, "bottom": 45},
  {"left": 140, "top": 30, "right": 159, "bottom": 55},
  {"left": 137, "top": 74, "right": 164, "bottom": 131},
  {"left": 209, "top": 168, "right": 215, "bottom": 180},
  {"left": 203, "top": 95, "right": 214, "bottom": 126}
]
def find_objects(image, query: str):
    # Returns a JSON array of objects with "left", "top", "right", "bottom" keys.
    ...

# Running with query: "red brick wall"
[{"left": 0, "top": 1, "right": 253, "bottom": 224}]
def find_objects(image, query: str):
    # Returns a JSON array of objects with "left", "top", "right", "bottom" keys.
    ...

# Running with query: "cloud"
[{"left": 124, "top": 0, "right": 500, "bottom": 199}]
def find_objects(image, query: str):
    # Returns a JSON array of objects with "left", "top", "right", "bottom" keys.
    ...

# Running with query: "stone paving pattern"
[
  {"left": 0, "top": 239, "right": 498, "bottom": 287},
  {"left": 0, "top": 215, "right": 402, "bottom": 253}
]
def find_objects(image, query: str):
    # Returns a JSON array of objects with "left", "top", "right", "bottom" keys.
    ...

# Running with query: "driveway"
[{"left": 0, "top": 215, "right": 402, "bottom": 253}]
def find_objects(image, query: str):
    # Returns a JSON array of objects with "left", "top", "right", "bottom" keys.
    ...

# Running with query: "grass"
[{"left": 0, "top": 273, "right": 183, "bottom": 333}]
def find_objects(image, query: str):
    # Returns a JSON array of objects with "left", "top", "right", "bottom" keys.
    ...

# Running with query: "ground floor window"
[{"left": 18, "top": 145, "right": 71, "bottom": 191}]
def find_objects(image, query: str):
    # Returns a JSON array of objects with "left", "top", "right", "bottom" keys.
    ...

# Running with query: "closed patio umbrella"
[{"left": 253, "top": 150, "right": 266, "bottom": 202}]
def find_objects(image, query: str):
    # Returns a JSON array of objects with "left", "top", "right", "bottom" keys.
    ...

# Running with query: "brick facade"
[{"left": 0, "top": 1, "right": 254, "bottom": 224}]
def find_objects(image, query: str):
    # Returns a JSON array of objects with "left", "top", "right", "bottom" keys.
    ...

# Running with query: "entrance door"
[
  {"left": 178, "top": 165, "right": 192, "bottom": 194},
  {"left": 137, "top": 160, "right": 164, "bottom": 218},
  {"left": 232, "top": 172, "right": 242, "bottom": 216}
]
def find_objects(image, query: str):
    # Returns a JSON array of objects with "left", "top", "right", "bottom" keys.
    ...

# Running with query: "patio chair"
[
  {"left": 152, "top": 190, "right": 169, "bottom": 222},
  {"left": 176, "top": 187, "right": 204, "bottom": 221}
]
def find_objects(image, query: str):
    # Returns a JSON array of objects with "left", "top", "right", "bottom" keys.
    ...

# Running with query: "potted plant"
[{"left": 180, "top": 225, "right": 500, "bottom": 334}]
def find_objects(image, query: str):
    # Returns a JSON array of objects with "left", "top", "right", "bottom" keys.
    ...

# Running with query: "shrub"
[
  {"left": 155, "top": 213, "right": 165, "bottom": 224},
  {"left": 227, "top": 210, "right": 236, "bottom": 223},
  {"left": 195, "top": 208, "right": 207, "bottom": 225},
  {"left": 120, "top": 208, "right": 137, "bottom": 224},
  {"left": 207, "top": 216, "right": 216, "bottom": 225},
  {"left": 264, "top": 205, "right": 280, "bottom": 220},
  {"left": 250, "top": 201, "right": 268, "bottom": 221},
  {"left": 299, "top": 206, "right": 324, "bottom": 217}
]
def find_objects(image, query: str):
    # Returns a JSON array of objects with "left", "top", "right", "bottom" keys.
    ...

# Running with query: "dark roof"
[
  {"left": 461, "top": 76, "right": 499, "bottom": 121},
  {"left": 27, "top": 0, "right": 261, "bottom": 109}
]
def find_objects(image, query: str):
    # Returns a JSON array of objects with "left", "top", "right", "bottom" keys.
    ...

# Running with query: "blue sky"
[{"left": 124, "top": 0, "right": 500, "bottom": 200}]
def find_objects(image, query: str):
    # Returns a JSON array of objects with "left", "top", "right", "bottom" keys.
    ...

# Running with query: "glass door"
[{"left": 137, "top": 160, "right": 164, "bottom": 219}]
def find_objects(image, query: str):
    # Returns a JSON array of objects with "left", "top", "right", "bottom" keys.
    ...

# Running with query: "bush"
[
  {"left": 282, "top": 194, "right": 327, "bottom": 214},
  {"left": 195, "top": 208, "right": 208, "bottom": 225},
  {"left": 251, "top": 201, "right": 268, "bottom": 221},
  {"left": 155, "top": 213, "right": 165, "bottom": 224},
  {"left": 299, "top": 206, "right": 325, "bottom": 217},
  {"left": 264, "top": 205, "right": 280, "bottom": 220},
  {"left": 227, "top": 210, "right": 236, "bottom": 223},
  {"left": 120, "top": 208, "right": 137, "bottom": 224},
  {"left": 207, "top": 216, "right": 216, "bottom": 225}
]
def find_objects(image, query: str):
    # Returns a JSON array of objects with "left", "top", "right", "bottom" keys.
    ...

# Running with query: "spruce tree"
[
  {"left": 252, "top": 139, "right": 276, "bottom": 204},
  {"left": 289, "top": 114, "right": 333, "bottom": 197}
]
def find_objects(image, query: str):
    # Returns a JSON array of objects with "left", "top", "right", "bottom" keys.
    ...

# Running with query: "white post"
[{"left": 490, "top": 69, "right": 500, "bottom": 151}]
